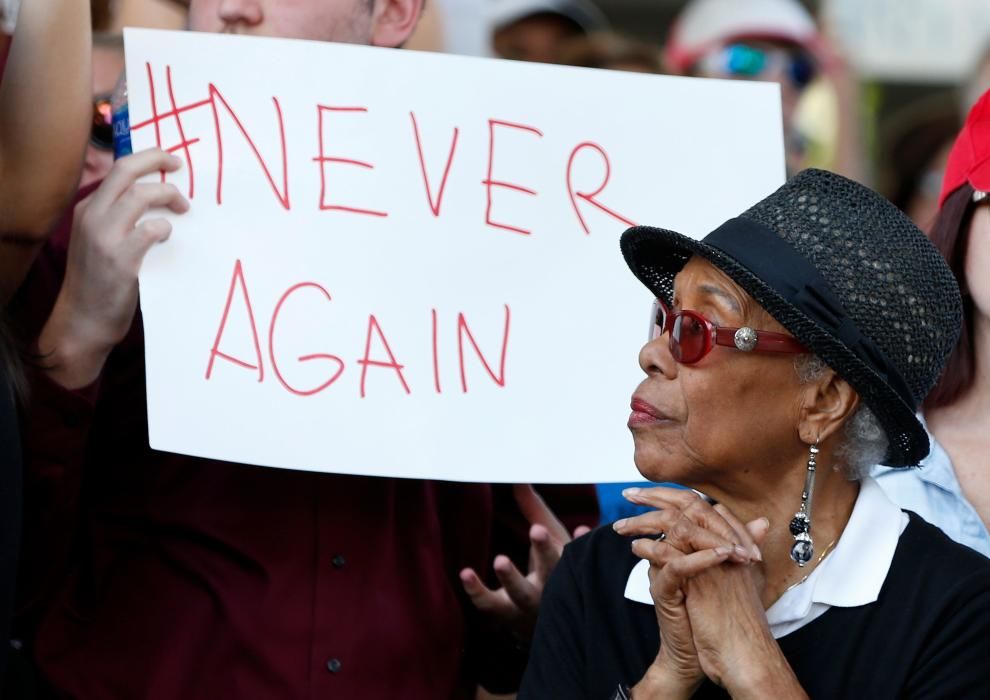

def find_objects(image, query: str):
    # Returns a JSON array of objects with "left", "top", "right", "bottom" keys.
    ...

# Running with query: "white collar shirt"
[{"left": 623, "top": 477, "right": 908, "bottom": 639}]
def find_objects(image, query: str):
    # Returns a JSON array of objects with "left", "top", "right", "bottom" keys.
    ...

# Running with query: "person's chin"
[{"left": 631, "top": 441, "right": 687, "bottom": 484}]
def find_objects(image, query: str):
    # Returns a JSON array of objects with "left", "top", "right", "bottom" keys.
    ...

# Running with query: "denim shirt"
[{"left": 871, "top": 420, "right": 990, "bottom": 558}]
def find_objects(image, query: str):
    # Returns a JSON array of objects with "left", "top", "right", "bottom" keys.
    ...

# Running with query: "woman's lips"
[{"left": 628, "top": 397, "right": 670, "bottom": 427}]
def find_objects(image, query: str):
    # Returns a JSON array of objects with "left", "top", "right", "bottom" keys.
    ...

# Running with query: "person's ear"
[
  {"left": 370, "top": 0, "right": 424, "bottom": 48},
  {"left": 797, "top": 369, "right": 860, "bottom": 446}
]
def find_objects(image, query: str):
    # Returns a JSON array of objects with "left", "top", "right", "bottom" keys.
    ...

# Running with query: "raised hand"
[{"left": 460, "top": 484, "right": 591, "bottom": 640}]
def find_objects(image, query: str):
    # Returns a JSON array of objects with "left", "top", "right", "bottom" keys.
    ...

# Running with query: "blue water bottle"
[{"left": 111, "top": 73, "right": 132, "bottom": 159}]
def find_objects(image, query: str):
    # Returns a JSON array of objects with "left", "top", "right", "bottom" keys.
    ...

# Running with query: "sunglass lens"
[
  {"left": 670, "top": 315, "right": 685, "bottom": 362},
  {"left": 91, "top": 123, "right": 113, "bottom": 150},
  {"left": 672, "top": 312, "right": 707, "bottom": 363},
  {"left": 652, "top": 299, "right": 677, "bottom": 343},
  {"left": 91, "top": 98, "right": 114, "bottom": 150},
  {"left": 789, "top": 53, "right": 816, "bottom": 88},
  {"left": 724, "top": 44, "right": 767, "bottom": 77}
]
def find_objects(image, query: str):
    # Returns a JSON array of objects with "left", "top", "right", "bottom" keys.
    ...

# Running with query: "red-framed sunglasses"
[{"left": 650, "top": 298, "right": 807, "bottom": 364}]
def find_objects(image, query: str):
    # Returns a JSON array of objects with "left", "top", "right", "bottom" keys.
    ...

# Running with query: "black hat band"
[{"left": 705, "top": 218, "right": 916, "bottom": 409}]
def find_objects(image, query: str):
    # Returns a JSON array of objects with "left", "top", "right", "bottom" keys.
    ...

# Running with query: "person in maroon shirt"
[{"left": 11, "top": 1, "right": 598, "bottom": 697}]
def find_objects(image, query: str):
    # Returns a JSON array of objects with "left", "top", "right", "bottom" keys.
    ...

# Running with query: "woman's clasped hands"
[{"left": 613, "top": 487, "right": 802, "bottom": 699}]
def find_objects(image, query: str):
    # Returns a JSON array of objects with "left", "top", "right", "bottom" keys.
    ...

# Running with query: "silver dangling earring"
[{"left": 789, "top": 442, "right": 819, "bottom": 567}]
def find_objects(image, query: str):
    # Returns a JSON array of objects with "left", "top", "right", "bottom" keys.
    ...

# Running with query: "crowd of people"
[{"left": 0, "top": 0, "right": 988, "bottom": 698}]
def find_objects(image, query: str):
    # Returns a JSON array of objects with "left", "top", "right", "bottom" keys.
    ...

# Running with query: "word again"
[
  {"left": 132, "top": 63, "right": 638, "bottom": 237},
  {"left": 204, "top": 260, "right": 513, "bottom": 398}
]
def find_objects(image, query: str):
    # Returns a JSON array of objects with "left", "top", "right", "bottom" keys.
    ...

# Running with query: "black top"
[
  {"left": 0, "top": 365, "right": 20, "bottom": 680},
  {"left": 520, "top": 513, "right": 990, "bottom": 699}
]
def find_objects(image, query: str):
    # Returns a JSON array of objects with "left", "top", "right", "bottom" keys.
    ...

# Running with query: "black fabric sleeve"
[
  {"left": 903, "top": 568, "right": 990, "bottom": 698},
  {"left": 0, "top": 373, "right": 20, "bottom": 682},
  {"left": 518, "top": 541, "right": 587, "bottom": 699}
]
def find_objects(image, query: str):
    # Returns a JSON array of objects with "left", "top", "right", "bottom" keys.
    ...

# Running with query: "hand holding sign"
[
  {"left": 459, "top": 484, "right": 591, "bottom": 640},
  {"left": 38, "top": 149, "right": 189, "bottom": 389}
]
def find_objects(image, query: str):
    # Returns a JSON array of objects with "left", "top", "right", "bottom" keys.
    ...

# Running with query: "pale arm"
[{"left": 0, "top": 0, "right": 91, "bottom": 301}]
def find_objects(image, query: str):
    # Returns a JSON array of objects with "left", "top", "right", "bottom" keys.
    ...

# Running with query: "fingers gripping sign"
[
  {"left": 459, "top": 484, "right": 590, "bottom": 641},
  {"left": 67, "top": 148, "right": 189, "bottom": 340},
  {"left": 39, "top": 148, "right": 190, "bottom": 389}
]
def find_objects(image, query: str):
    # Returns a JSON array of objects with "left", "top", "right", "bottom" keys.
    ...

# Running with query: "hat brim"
[{"left": 620, "top": 225, "right": 929, "bottom": 467}]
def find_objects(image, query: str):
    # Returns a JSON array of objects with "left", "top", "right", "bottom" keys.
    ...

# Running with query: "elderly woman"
[{"left": 519, "top": 169, "right": 990, "bottom": 698}]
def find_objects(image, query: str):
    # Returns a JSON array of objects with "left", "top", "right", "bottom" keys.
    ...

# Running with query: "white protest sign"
[
  {"left": 125, "top": 28, "right": 784, "bottom": 483},
  {"left": 823, "top": 0, "right": 990, "bottom": 82}
]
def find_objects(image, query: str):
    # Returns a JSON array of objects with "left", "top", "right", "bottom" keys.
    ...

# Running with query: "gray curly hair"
[{"left": 794, "top": 355, "right": 889, "bottom": 480}]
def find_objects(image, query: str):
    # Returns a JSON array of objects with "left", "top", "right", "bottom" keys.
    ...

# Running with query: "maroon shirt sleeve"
[
  {"left": 9, "top": 183, "right": 99, "bottom": 631},
  {"left": 15, "top": 368, "right": 98, "bottom": 627}
]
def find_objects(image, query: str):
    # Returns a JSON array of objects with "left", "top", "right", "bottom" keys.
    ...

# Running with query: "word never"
[{"left": 133, "top": 63, "right": 637, "bottom": 236}]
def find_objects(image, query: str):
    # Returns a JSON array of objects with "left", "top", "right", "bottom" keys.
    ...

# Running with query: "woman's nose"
[{"left": 638, "top": 333, "right": 677, "bottom": 379}]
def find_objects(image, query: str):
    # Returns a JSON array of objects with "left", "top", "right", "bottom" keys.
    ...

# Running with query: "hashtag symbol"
[{"left": 130, "top": 63, "right": 211, "bottom": 198}]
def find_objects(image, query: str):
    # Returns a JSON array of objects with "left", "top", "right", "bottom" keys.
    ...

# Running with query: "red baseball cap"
[{"left": 940, "top": 88, "right": 990, "bottom": 206}]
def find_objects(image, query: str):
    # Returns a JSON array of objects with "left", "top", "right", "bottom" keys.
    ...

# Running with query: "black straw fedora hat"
[{"left": 620, "top": 169, "right": 962, "bottom": 467}]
